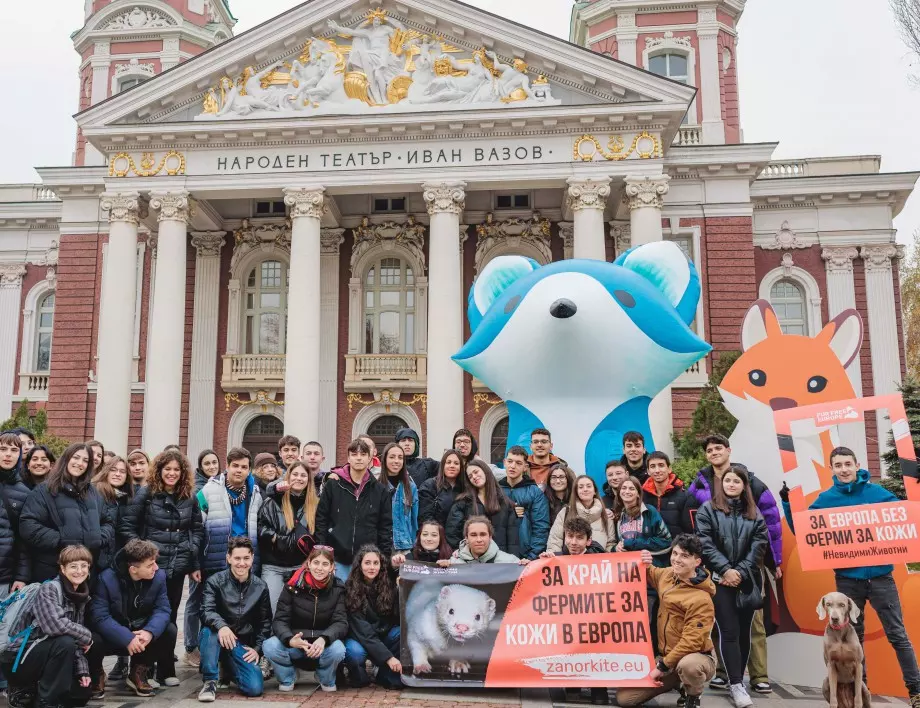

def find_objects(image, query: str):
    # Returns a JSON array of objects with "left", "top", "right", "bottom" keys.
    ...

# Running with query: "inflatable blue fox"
[{"left": 453, "top": 241, "right": 711, "bottom": 484}]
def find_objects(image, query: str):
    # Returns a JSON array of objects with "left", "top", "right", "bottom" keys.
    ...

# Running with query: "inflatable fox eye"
[
  {"left": 808, "top": 375, "right": 828, "bottom": 393},
  {"left": 748, "top": 369, "right": 767, "bottom": 387},
  {"left": 614, "top": 290, "right": 635, "bottom": 308}
]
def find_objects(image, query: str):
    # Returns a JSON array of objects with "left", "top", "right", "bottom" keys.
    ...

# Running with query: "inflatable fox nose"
[{"left": 549, "top": 298, "right": 577, "bottom": 319}]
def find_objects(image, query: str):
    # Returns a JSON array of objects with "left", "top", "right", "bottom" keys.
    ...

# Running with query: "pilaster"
[
  {"left": 319, "top": 229, "right": 345, "bottom": 463},
  {"left": 0, "top": 265, "right": 27, "bottom": 418}
]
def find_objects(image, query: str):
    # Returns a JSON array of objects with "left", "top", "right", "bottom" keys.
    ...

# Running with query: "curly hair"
[
  {"left": 344, "top": 545, "right": 395, "bottom": 616},
  {"left": 146, "top": 449, "right": 194, "bottom": 500}
]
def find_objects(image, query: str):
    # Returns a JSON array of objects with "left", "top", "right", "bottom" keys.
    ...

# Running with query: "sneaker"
[
  {"left": 90, "top": 674, "right": 106, "bottom": 701},
  {"left": 278, "top": 683, "right": 295, "bottom": 692},
  {"left": 216, "top": 679, "right": 232, "bottom": 689},
  {"left": 677, "top": 687, "right": 687, "bottom": 707},
  {"left": 184, "top": 649, "right": 201, "bottom": 668},
  {"left": 320, "top": 684, "right": 337, "bottom": 692},
  {"left": 751, "top": 682, "right": 772, "bottom": 694},
  {"left": 684, "top": 694, "right": 701, "bottom": 708},
  {"left": 709, "top": 676, "right": 728, "bottom": 690},
  {"left": 6, "top": 685, "right": 35, "bottom": 708},
  {"left": 108, "top": 657, "right": 128, "bottom": 682},
  {"left": 147, "top": 677, "right": 161, "bottom": 689},
  {"left": 198, "top": 681, "right": 217, "bottom": 703},
  {"left": 729, "top": 684, "right": 753, "bottom": 708},
  {"left": 162, "top": 677, "right": 181, "bottom": 687}
]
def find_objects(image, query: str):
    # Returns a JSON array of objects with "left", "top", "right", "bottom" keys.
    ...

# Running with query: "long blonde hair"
[{"left": 282, "top": 461, "right": 319, "bottom": 532}]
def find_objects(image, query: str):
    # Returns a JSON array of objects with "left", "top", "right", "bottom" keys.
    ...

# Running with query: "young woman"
[
  {"left": 262, "top": 546, "right": 348, "bottom": 692},
  {"left": 253, "top": 453, "right": 280, "bottom": 492},
  {"left": 544, "top": 466, "right": 576, "bottom": 522},
  {"left": 613, "top": 476, "right": 671, "bottom": 564},
  {"left": 119, "top": 449, "right": 203, "bottom": 686},
  {"left": 547, "top": 475, "right": 614, "bottom": 553},
  {"left": 603, "top": 461, "right": 630, "bottom": 520},
  {"left": 126, "top": 450, "right": 150, "bottom": 487},
  {"left": 391, "top": 521, "right": 453, "bottom": 566},
  {"left": 342, "top": 545, "right": 402, "bottom": 688},
  {"left": 695, "top": 467, "right": 768, "bottom": 708},
  {"left": 195, "top": 449, "right": 221, "bottom": 492},
  {"left": 258, "top": 461, "right": 319, "bottom": 609},
  {"left": 380, "top": 443, "right": 418, "bottom": 554},
  {"left": 417, "top": 450, "right": 465, "bottom": 527},
  {"left": 20, "top": 445, "right": 55, "bottom": 489},
  {"left": 446, "top": 460, "right": 518, "bottom": 552},
  {"left": 86, "top": 440, "right": 105, "bottom": 474},
  {"left": 1, "top": 545, "right": 94, "bottom": 708},
  {"left": 20, "top": 443, "right": 114, "bottom": 582}
]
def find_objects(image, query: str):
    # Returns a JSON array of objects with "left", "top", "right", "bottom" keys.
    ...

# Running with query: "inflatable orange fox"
[{"left": 719, "top": 300, "right": 920, "bottom": 696}]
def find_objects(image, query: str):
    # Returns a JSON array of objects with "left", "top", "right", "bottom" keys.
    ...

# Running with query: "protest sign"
[
  {"left": 399, "top": 553, "right": 655, "bottom": 688},
  {"left": 775, "top": 393, "right": 920, "bottom": 571}
]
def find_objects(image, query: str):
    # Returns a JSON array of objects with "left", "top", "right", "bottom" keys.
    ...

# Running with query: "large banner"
[{"left": 399, "top": 553, "right": 655, "bottom": 688}]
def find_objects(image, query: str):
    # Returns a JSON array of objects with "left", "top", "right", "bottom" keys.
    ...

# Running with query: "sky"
[{"left": 0, "top": 0, "right": 918, "bottom": 243}]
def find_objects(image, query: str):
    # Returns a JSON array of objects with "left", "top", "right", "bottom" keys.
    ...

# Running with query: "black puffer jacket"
[
  {"left": 272, "top": 569, "right": 347, "bottom": 646},
  {"left": 0, "top": 467, "right": 29, "bottom": 584},
  {"left": 418, "top": 477, "right": 461, "bottom": 527},
  {"left": 348, "top": 583, "right": 399, "bottom": 665},
  {"left": 194, "top": 469, "right": 213, "bottom": 493},
  {"left": 445, "top": 495, "right": 520, "bottom": 554},
  {"left": 641, "top": 474, "right": 698, "bottom": 539},
  {"left": 396, "top": 428, "right": 438, "bottom": 488},
  {"left": 315, "top": 467, "right": 392, "bottom": 565},
  {"left": 119, "top": 486, "right": 204, "bottom": 578},
  {"left": 620, "top": 453, "right": 649, "bottom": 485},
  {"left": 20, "top": 482, "right": 114, "bottom": 582},
  {"left": 98, "top": 490, "right": 131, "bottom": 571},
  {"left": 257, "top": 492, "right": 312, "bottom": 568},
  {"left": 201, "top": 569, "right": 272, "bottom": 652}
]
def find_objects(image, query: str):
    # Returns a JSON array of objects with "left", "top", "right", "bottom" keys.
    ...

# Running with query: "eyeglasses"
[
  {"left": 550, "top": 475, "right": 567, "bottom": 481},
  {"left": 532, "top": 439, "right": 551, "bottom": 445}
]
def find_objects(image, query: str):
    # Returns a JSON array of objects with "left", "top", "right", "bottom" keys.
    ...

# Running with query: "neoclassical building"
[{"left": 0, "top": 0, "right": 913, "bottom": 471}]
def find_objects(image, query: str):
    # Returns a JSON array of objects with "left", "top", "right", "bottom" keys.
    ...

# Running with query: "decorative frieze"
[{"left": 423, "top": 182, "right": 466, "bottom": 215}]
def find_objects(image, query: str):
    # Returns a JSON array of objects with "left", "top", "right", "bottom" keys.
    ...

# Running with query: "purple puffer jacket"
[{"left": 689, "top": 465, "right": 782, "bottom": 569}]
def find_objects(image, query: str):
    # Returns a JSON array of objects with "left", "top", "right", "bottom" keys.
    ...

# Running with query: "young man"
[
  {"left": 451, "top": 517, "right": 521, "bottom": 564},
  {"left": 616, "top": 535, "right": 717, "bottom": 708},
  {"left": 782, "top": 447, "right": 920, "bottom": 705},
  {"left": 396, "top": 427, "right": 438, "bottom": 487},
  {"left": 498, "top": 446, "right": 550, "bottom": 560},
  {"left": 621, "top": 431, "right": 650, "bottom": 484},
  {"left": 358, "top": 434, "right": 382, "bottom": 479},
  {"left": 87, "top": 539, "right": 175, "bottom": 698},
  {"left": 198, "top": 537, "right": 271, "bottom": 702},
  {"left": 540, "top": 517, "right": 605, "bottom": 556},
  {"left": 642, "top": 452, "right": 697, "bottom": 538},
  {"left": 301, "top": 440, "right": 328, "bottom": 490},
  {"left": 691, "top": 434, "right": 781, "bottom": 693},
  {"left": 603, "top": 460, "right": 629, "bottom": 511},
  {"left": 527, "top": 428, "right": 565, "bottom": 488},
  {"left": 277, "top": 435, "right": 301, "bottom": 472},
  {"left": 197, "top": 448, "right": 264, "bottom": 578},
  {"left": 12, "top": 428, "right": 34, "bottom": 456},
  {"left": 452, "top": 428, "right": 481, "bottom": 466},
  {"left": 315, "top": 438, "right": 393, "bottom": 580}
]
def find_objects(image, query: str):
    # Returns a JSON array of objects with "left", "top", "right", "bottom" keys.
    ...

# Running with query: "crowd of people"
[{"left": 0, "top": 425, "right": 916, "bottom": 708}]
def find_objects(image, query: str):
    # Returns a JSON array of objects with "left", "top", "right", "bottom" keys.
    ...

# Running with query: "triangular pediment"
[{"left": 78, "top": 0, "right": 695, "bottom": 131}]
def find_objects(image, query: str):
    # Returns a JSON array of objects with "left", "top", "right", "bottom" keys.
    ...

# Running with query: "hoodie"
[
  {"left": 451, "top": 539, "right": 520, "bottom": 564},
  {"left": 646, "top": 564, "right": 716, "bottom": 669},
  {"left": 526, "top": 454, "right": 564, "bottom": 488},
  {"left": 395, "top": 428, "right": 438, "bottom": 488}
]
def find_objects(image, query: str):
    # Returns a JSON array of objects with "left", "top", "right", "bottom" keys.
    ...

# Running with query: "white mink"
[{"left": 406, "top": 581, "right": 497, "bottom": 675}]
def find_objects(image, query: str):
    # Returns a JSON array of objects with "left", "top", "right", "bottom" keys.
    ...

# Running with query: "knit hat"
[{"left": 254, "top": 452, "right": 277, "bottom": 469}]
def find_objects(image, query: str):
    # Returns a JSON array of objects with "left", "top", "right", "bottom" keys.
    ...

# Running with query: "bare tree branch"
[{"left": 891, "top": 0, "right": 920, "bottom": 84}]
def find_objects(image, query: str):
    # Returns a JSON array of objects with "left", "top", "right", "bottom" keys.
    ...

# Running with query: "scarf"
[
  {"left": 288, "top": 565, "right": 331, "bottom": 591},
  {"left": 58, "top": 574, "right": 90, "bottom": 607}
]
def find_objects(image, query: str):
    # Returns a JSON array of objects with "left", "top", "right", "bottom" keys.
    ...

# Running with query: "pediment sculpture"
[{"left": 197, "top": 7, "right": 559, "bottom": 119}]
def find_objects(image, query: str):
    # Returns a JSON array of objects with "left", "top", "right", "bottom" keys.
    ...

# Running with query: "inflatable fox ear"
[
  {"left": 615, "top": 241, "right": 701, "bottom": 326},
  {"left": 468, "top": 255, "right": 541, "bottom": 332}
]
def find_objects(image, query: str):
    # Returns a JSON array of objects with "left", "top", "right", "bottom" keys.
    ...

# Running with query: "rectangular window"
[
  {"left": 254, "top": 200, "right": 287, "bottom": 216},
  {"left": 379, "top": 291, "right": 400, "bottom": 307},
  {"left": 373, "top": 197, "right": 407, "bottom": 213},
  {"left": 260, "top": 293, "right": 281, "bottom": 308},
  {"left": 365, "top": 315, "right": 374, "bottom": 354},
  {"left": 245, "top": 316, "right": 254, "bottom": 354},
  {"left": 36, "top": 333, "right": 52, "bottom": 371},
  {"left": 405, "top": 314, "right": 415, "bottom": 355},
  {"left": 379, "top": 312, "right": 400, "bottom": 354},
  {"left": 495, "top": 193, "right": 530, "bottom": 209},
  {"left": 259, "top": 313, "right": 282, "bottom": 354}
]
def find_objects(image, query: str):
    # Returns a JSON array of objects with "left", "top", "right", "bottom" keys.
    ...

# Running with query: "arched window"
[
  {"left": 490, "top": 416, "right": 509, "bottom": 466},
  {"left": 35, "top": 292, "right": 54, "bottom": 372},
  {"left": 367, "top": 415, "right": 406, "bottom": 452},
  {"left": 244, "top": 260, "right": 288, "bottom": 354},
  {"left": 242, "top": 415, "right": 284, "bottom": 457},
  {"left": 364, "top": 257, "right": 415, "bottom": 354},
  {"left": 770, "top": 279, "right": 807, "bottom": 335}
]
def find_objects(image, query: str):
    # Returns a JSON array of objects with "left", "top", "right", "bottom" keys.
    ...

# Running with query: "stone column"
[
  {"left": 96, "top": 192, "right": 144, "bottom": 452},
  {"left": 142, "top": 192, "right": 190, "bottom": 452},
  {"left": 822, "top": 247, "right": 868, "bottom": 464},
  {"left": 566, "top": 178, "right": 611, "bottom": 261},
  {"left": 186, "top": 231, "right": 226, "bottom": 462},
  {"left": 319, "top": 229, "right": 345, "bottom": 463},
  {"left": 423, "top": 181, "right": 466, "bottom": 456},
  {"left": 697, "top": 8, "right": 725, "bottom": 144},
  {"left": 0, "top": 264, "right": 27, "bottom": 418},
  {"left": 282, "top": 187, "right": 325, "bottom": 439},
  {"left": 862, "top": 245, "right": 902, "bottom": 466}
]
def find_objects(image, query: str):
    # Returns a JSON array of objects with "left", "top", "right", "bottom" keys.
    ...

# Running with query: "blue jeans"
[
  {"left": 262, "top": 564, "right": 299, "bottom": 612},
  {"left": 198, "top": 627, "right": 263, "bottom": 697},
  {"left": 344, "top": 627, "right": 402, "bottom": 688},
  {"left": 262, "top": 635, "right": 346, "bottom": 688},
  {"left": 184, "top": 577, "right": 202, "bottom": 652},
  {"left": 334, "top": 562, "right": 351, "bottom": 582}
]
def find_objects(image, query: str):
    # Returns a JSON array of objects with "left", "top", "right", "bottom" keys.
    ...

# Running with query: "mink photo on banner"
[{"left": 399, "top": 554, "right": 655, "bottom": 688}]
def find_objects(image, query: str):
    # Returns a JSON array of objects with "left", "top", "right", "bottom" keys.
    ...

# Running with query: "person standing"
[
  {"left": 620, "top": 432, "right": 650, "bottom": 485},
  {"left": 547, "top": 475, "right": 614, "bottom": 553},
  {"left": 641, "top": 452, "right": 697, "bottom": 538},
  {"left": 86, "top": 441, "right": 105, "bottom": 475},
  {"left": 396, "top": 428, "right": 438, "bottom": 488},
  {"left": 20, "top": 443, "right": 114, "bottom": 582},
  {"left": 498, "top": 446, "right": 550, "bottom": 560},
  {"left": 452, "top": 428, "right": 485, "bottom": 468},
  {"left": 195, "top": 450, "right": 221, "bottom": 492},
  {"left": 417, "top": 450, "right": 464, "bottom": 527},
  {"left": 277, "top": 436, "right": 301, "bottom": 474},
  {"left": 446, "top": 459, "right": 519, "bottom": 553},
  {"left": 544, "top": 466, "right": 575, "bottom": 524},
  {"left": 126, "top": 450, "right": 150, "bottom": 488},
  {"left": 614, "top": 477, "right": 671, "bottom": 564},
  {"left": 379, "top": 443, "right": 418, "bottom": 554},
  {"left": 300, "top": 441, "right": 328, "bottom": 491},
  {"left": 253, "top": 453, "right": 280, "bottom": 493},
  {"left": 695, "top": 467, "right": 768, "bottom": 708},
  {"left": 527, "top": 428, "right": 564, "bottom": 488},
  {"left": 20, "top": 446, "right": 55, "bottom": 490}
]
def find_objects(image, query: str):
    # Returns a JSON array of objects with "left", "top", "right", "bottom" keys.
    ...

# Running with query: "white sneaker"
[
  {"left": 320, "top": 684, "right": 337, "bottom": 692},
  {"left": 147, "top": 678, "right": 161, "bottom": 689},
  {"left": 730, "top": 683, "right": 753, "bottom": 708},
  {"left": 278, "top": 683, "right": 295, "bottom": 692},
  {"left": 163, "top": 677, "right": 180, "bottom": 687}
]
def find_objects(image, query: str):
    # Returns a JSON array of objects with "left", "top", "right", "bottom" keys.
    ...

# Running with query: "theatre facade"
[{"left": 0, "top": 0, "right": 914, "bottom": 470}]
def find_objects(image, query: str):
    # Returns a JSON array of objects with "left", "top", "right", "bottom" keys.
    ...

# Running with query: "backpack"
[{"left": 0, "top": 582, "right": 48, "bottom": 672}]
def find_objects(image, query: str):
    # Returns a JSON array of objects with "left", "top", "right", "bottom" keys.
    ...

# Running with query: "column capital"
[
  {"left": 565, "top": 177, "right": 611, "bottom": 212},
  {"left": 0, "top": 263, "right": 27, "bottom": 288},
  {"left": 320, "top": 228, "right": 346, "bottom": 254},
  {"left": 101, "top": 192, "right": 146, "bottom": 225},
  {"left": 283, "top": 187, "right": 326, "bottom": 219},
  {"left": 821, "top": 246, "right": 859, "bottom": 273},
  {"left": 557, "top": 222, "right": 575, "bottom": 259},
  {"left": 190, "top": 231, "right": 227, "bottom": 257},
  {"left": 861, "top": 244, "right": 898, "bottom": 273},
  {"left": 422, "top": 181, "right": 466, "bottom": 215},
  {"left": 609, "top": 221, "right": 632, "bottom": 255},
  {"left": 150, "top": 191, "right": 191, "bottom": 223},
  {"left": 624, "top": 175, "right": 671, "bottom": 210}
]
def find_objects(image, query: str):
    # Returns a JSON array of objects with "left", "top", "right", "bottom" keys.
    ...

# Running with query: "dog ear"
[
  {"left": 816, "top": 596, "right": 827, "bottom": 620},
  {"left": 848, "top": 597, "right": 860, "bottom": 623}
]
